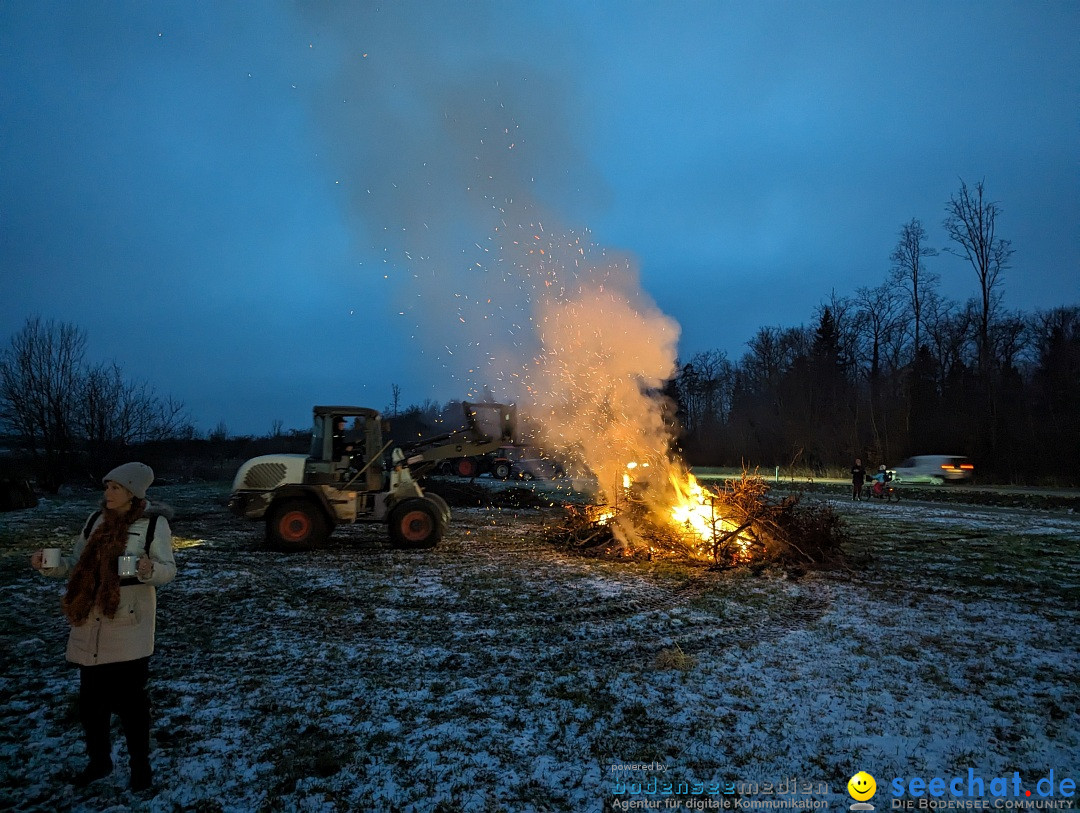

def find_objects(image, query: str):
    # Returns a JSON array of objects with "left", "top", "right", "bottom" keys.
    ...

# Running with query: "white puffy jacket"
[{"left": 40, "top": 504, "right": 177, "bottom": 666}]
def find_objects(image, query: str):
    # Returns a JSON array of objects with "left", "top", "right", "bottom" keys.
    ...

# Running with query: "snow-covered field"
[{"left": 0, "top": 482, "right": 1077, "bottom": 812}]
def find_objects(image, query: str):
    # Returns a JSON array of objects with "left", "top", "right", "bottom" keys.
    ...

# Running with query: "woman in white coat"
[{"left": 31, "top": 462, "right": 176, "bottom": 793}]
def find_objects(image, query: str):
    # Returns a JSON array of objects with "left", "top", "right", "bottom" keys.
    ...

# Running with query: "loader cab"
[{"left": 307, "top": 406, "right": 388, "bottom": 491}]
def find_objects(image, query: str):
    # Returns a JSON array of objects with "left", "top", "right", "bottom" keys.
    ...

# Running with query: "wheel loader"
[{"left": 228, "top": 405, "right": 454, "bottom": 550}]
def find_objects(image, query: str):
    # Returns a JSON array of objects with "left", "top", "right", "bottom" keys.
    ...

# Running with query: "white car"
[{"left": 888, "top": 455, "right": 974, "bottom": 485}]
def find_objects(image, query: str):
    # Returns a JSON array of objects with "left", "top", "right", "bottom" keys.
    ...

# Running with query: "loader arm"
[{"left": 402, "top": 401, "right": 517, "bottom": 477}]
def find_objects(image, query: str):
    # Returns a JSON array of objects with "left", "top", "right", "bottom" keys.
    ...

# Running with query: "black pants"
[{"left": 78, "top": 657, "right": 151, "bottom": 771}]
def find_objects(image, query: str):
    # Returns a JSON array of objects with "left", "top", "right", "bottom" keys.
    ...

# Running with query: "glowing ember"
[{"left": 584, "top": 504, "right": 616, "bottom": 525}]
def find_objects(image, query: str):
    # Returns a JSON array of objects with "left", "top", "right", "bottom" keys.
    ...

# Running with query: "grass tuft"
[{"left": 653, "top": 643, "right": 696, "bottom": 671}]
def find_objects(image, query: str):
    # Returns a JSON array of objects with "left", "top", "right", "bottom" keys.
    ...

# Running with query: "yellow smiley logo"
[{"left": 848, "top": 771, "right": 877, "bottom": 801}]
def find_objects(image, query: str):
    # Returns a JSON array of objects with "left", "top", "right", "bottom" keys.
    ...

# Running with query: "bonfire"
[
  {"left": 549, "top": 465, "right": 846, "bottom": 570},
  {"left": 460, "top": 226, "right": 845, "bottom": 569}
]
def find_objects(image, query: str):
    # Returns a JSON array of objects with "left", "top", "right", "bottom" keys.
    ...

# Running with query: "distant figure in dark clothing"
[
  {"left": 332, "top": 418, "right": 352, "bottom": 461},
  {"left": 332, "top": 417, "right": 366, "bottom": 477},
  {"left": 851, "top": 459, "right": 866, "bottom": 500}
]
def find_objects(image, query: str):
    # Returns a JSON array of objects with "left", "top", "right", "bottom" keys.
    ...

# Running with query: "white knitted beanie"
[{"left": 102, "top": 462, "right": 155, "bottom": 499}]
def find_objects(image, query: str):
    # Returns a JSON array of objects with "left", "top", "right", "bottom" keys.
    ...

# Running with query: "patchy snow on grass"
[{"left": 0, "top": 483, "right": 1077, "bottom": 812}]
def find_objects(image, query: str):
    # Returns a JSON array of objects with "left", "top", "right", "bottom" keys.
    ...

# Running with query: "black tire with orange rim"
[
  {"left": 388, "top": 498, "right": 442, "bottom": 549},
  {"left": 266, "top": 498, "right": 331, "bottom": 550}
]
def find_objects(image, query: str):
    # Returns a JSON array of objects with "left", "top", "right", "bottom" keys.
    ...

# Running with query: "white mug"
[
  {"left": 41, "top": 548, "right": 61, "bottom": 568},
  {"left": 118, "top": 554, "right": 139, "bottom": 577}
]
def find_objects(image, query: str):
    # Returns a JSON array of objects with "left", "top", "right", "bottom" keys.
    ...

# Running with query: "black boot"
[{"left": 115, "top": 658, "right": 154, "bottom": 792}]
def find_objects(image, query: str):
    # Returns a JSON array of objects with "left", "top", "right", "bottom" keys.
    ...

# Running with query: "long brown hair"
[{"left": 62, "top": 498, "right": 146, "bottom": 623}]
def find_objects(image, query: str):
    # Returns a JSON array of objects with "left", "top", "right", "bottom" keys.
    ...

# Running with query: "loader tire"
[
  {"left": 388, "top": 498, "right": 442, "bottom": 549},
  {"left": 493, "top": 462, "right": 511, "bottom": 480},
  {"left": 267, "top": 499, "right": 331, "bottom": 551}
]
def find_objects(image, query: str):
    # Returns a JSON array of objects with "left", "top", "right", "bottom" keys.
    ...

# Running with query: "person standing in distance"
[
  {"left": 851, "top": 458, "right": 866, "bottom": 501},
  {"left": 30, "top": 462, "right": 176, "bottom": 793}
]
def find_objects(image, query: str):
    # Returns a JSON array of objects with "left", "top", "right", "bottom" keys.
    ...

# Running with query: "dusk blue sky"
[{"left": 2, "top": 1, "right": 1077, "bottom": 435}]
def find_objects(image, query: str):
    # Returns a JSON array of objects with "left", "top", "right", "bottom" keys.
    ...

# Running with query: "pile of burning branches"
[{"left": 547, "top": 473, "right": 848, "bottom": 570}]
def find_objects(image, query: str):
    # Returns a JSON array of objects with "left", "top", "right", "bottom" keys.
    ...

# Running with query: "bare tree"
[
  {"left": 677, "top": 362, "right": 699, "bottom": 433},
  {"left": 79, "top": 362, "right": 189, "bottom": 456},
  {"left": 1, "top": 317, "right": 192, "bottom": 489},
  {"left": 854, "top": 282, "right": 904, "bottom": 382},
  {"left": 1029, "top": 305, "right": 1080, "bottom": 430},
  {"left": 683, "top": 349, "right": 734, "bottom": 430},
  {"left": 923, "top": 297, "right": 977, "bottom": 392},
  {"left": 743, "top": 326, "right": 804, "bottom": 395},
  {"left": 0, "top": 318, "right": 87, "bottom": 491},
  {"left": 1030, "top": 305, "right": 1080, "bottom": 369},
  {"left": 943, "top": 179, "right": 1013, "bottom": 374},
  {"left": 890, "top": 218, "right": 939, "bottom": 359},
  {"left": 987, "top": 312, "right": 1028, "bottom": 374}
]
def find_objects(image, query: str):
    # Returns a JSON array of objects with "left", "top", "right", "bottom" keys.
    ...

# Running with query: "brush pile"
[{"left": 547, "top": 474, "right": 848, "bottom": 570}]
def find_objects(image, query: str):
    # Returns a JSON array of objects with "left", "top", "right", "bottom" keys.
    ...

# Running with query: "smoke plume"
[{"left": 304, "top": 5, "right": 687, "bottom": 545}]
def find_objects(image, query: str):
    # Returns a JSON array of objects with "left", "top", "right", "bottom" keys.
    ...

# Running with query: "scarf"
[{"left": 62, "top": 500, "right": 145, "bottom": 624}]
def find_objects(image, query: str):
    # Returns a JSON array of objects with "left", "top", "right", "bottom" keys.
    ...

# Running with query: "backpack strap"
[
  {"left": 82, "top": 510, "right": 102, "bottom": 541},
  {"left": 84, "top": 509, "right": 159, "bottom": 553},
  {"left": 144, "top": 514, "right": 158, "bottom": 555}
]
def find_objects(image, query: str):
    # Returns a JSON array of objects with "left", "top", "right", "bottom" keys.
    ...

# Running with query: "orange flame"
[{"left": 667, "top": 471, "right": 752, "bottom": 559}]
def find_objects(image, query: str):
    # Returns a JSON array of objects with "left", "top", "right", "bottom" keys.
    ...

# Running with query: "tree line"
[
  {"left": 668, "top": 180, "right": 1080, "bottom": 484},
  {"left": 0, "top": 317, "right": 191, "bottom": 492},
  {"left": 4, "top": 181, "right": 1076, "bottom": 489}
]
